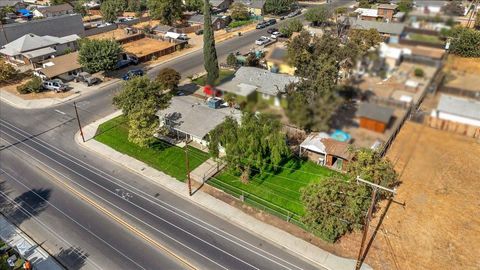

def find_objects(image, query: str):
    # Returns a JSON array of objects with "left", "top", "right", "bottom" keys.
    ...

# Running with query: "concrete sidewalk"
[
  {"left": 0, "top": 215, "right": 64, "bottom": 270},
  {"left": 76, "top": 111, "right": 372, "bottom": 270}
]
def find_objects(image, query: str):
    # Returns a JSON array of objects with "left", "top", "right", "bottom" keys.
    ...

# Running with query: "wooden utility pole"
[
  {"left": 184, "top": 142, "right": 192, "bottom": 196},
  {"left": 73, "top": 102, "right": 85, "bottom": 143},
  {"left": 355, "top": 176, "right": 396, "bottom": 270}
]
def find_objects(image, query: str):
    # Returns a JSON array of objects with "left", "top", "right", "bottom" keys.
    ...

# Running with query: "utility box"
[{"left": 208, "top": 97, "right": 222, "bottom": 109}]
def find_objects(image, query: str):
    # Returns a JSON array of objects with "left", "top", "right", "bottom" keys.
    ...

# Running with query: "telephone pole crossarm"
[{"left": 356, "top": 176, "right": 396, "bottom": 194}]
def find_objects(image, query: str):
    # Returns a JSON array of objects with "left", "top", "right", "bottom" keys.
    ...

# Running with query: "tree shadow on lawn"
[{"left": 251, "top": 157, "right": 304, "bottom": 185}]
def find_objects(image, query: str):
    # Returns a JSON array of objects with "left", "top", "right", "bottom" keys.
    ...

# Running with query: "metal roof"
[
  {"left": 437, "top": 94, "right": 480, "bottom": 121},
  {"left": 357, "top": 102, "right": 394, "bottom": 123}
]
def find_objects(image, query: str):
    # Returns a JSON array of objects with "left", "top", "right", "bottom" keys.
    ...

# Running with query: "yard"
[
  {"left": 122, "top": 38, "right": 175, "bottom": 58},
  {"left": 209, "top": 158, "right": 342, "bottom": 218},
  {"left": 192, "top": 69, "right": 235, "bottom": 86},
  {"left": 408, "top": 33, "right": 444, "bottom": 45},
  {"left": 95, "top": 116, "right": 209, "bottom": 181}
]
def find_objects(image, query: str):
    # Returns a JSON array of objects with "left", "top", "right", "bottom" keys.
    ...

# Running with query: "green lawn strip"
[
  {"left": 95, "top": 116, "right": 209, "bottom": 181},
  {"left": 192, "top": 69, "right": 235, "bottom": 86},
  {"left": 408, "top": 33, "right": 443, "bottom": 44},
  {"left": 211, "top": 159, "right": 343, "bottom": 216}
]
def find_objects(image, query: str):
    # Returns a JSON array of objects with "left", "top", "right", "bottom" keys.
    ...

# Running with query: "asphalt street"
[{"left": 0, "top": 1, "right": 354, "bottom": 269}]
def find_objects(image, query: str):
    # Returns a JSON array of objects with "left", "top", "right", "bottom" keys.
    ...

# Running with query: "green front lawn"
[
  {"left": 408, "top": 33, "right": 444, "bottom": 44},
  {"left": 192, "top": 69, "right": 235, "bottom": 86},
  {"left": 209, "top": 158, "right": 343, "bottom": 217},
  {"left": 95, "top": 116, "right": 209, "bottom": 181}
]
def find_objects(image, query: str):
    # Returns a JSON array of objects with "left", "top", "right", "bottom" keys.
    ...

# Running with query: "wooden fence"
[{"left": 425, "top": 116, "right": 480, "bottom": 138}]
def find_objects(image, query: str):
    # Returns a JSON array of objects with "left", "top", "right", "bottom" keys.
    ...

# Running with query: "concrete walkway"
[
  {"left": 76, "top": 111, "right": 372, "bottom": 270},
  {"left": 0, "top": 215, "right": 64, "bottom": 270}
]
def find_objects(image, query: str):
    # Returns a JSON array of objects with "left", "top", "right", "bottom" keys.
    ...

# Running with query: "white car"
[
  {"left": 271, "top": 31, "right": 283, "bottom": 39},
  {"left": 255, "top": 36, "right": 270, "bottom": 46}
]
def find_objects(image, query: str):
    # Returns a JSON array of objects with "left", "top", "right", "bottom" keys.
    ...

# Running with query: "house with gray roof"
[
  {"left": 349, "top": 18, "right": 405, "bottom": 40},
  {"left": 0, "top": 33, "right": 80, "bottom": 66},
  {"left": 0, "top": 14, "right": 84, "bottom": 46},
  {"left": 233, "top": 0, "right": 266, "bottom": 16},
  {"left": 210, "top": 0, "right": 232, "bottom": 11},
  {"left": 431, "top": 94, "right": 480, "bottom": 127},
  {"left": 357, "top": 102, "right": 394, "bottom": 133},
  {"left": 187, "top": 14, "right": 230, "bottom": 30},
  {"left": 156, "top": 95, "right": 241, "bottom": 147},
  {"left": 216, "top": 66, "right": 299, "bottom": 107},
  {"left": 32, "top": 3, "right": 74, "bottom": 18},
  {"left": 0, "top": 0, "right": 24, "bottom": 9}
]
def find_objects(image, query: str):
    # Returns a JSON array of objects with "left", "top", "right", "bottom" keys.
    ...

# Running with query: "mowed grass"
[
  {"left": 95, "top": 116, "right": 209, "bottom": 181},
  {"left": 192, "top": 69, "right": 235, "bottom": 86},
  {"left": 408, "top": 33, "right": 444, "bottom": 44},
  {"left": 210, "top": 159, "right": 343, "bottom": 216}
]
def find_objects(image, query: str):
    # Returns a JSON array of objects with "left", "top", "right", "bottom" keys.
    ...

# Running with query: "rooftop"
[
  {"left": 349, "top": 18, "right": 405, "bottom": 35},
  {"left": 378, "top": 4, "right": 397, "bottom": 10},
  {"left": 354, "top": 8, "right": 378, "bottom": 17},
  {"left": 156, "top": 96, "right": 242, "bottom": 139},
  {"left": 23, "top": 46, "right": 56, "bottom": 58},
  {"left": 216, "top": 67, "right": 299, "bottom": 96},
  {"left": 37, "top": 3, "right": 73, "bottom": 14},
  {"left": 436, "top": 94, "right": 480, "bottom": 121},
  {"left": 38, "top": 51, "right": 81, "bottom": 78},
  {"left": 357, "top": 102, "right": 394, "bottom": 123},
  {"left": 233, "top": 0, "right": 266, "bottom": 9},
  {"left": 321, "top": 138, "right": 352, "bottom": 160}
]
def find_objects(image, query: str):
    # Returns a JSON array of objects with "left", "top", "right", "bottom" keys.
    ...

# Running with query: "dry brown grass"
[
  {"left": 445, "top": 55, "right": 480, "bottom": 74},
  {"left": 122, "top": 38, "right": 175, "bottom": 58}
]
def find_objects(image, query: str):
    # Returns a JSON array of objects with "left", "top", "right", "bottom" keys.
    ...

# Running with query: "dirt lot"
[
  {"left": 359, "top": 122, "right": 480, "bottom": 270},
  {"left": 444, "top": 55, "right": 480, "bottom": 74},
  {"left": 88, "top": 28, "right": 133, "bottom": 40},
  {"left": 122, "top": 38, "right": 175, "bottom": 58},
  {"left": 1, "top": 78, "right": 73, "bottom": 100}
]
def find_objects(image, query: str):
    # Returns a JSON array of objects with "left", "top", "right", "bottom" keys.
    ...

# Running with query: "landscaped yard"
[
  {"left": 408, "top": 33, "right": 444, "bottom": 45},
  {"left": 95, "top": 116, "right": 209, "bottom": 181},
  {"left": 209, "top": 159, "right": 343, "bottom": 218},
  {"left": 192, "top": 69, "right": 235, "bottom": 86}
]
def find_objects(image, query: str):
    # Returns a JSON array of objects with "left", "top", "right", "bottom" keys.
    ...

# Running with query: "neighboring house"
[
  {"left": 152, "top": 24, "right": 174, "bottom": 35},
  {"left": 355, "top": 4, "right": 398, "bottom": 22},
  {"left": 233, "top": 0, "right": 265, "bottom": 16},
  {"left": 0, "top": 0, "right": 24, "bottom": 10},
  {"left": 357, "top": 102, "right": 394, "bottom": 133},
  {"left": 379, "top": 42, "right": 402, "bottom": 73},
  {"left": 377, "top": 4, "right": 397, "bottom": 22},
  {"left": 265, "top": 46, "right": 295, "bottom": 75},
  {"left": 32, "top": 3, "right": 74, "bottom": 18},
  {"left": 0, "top": 33, "right": 80, "bottom": 66},
  {"left": 156, "top": 95, "right": 241, "bottom": 147},
  {"left": 216, "top": 66, "right": 299, "bottom": 107},
  {"left": 431, "top": 95, "right": 480, "bottom": 127},
  {"left": 210, "top": 0, "right": 233, "bottom": 12},
  {"left": 299, "top": 133, "right": 353, "bottom": 171},
  {"left": 187, "top": 14, "right": 230, "bottom": 30},
  {"left": 0, "top": 14, "right": 85, "bottom": 46},
  {"left": 34, "top": 51, "right": 82, "bottom": 81},
  {"left": 349, "top": 18, "right": 405, "bottom": 41}
]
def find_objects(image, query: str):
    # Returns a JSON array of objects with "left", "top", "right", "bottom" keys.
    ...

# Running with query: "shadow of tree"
[
  {"left": 55, "top": 246, "right": 89, "bottom": 270},
  {"left": 0, "top": 188, "right": 51, "bottom": 228}
]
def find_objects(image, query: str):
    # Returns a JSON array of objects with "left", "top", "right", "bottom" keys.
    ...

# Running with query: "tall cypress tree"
[{"left": 203, "top": 0, "right": 219, "bottom": 87}]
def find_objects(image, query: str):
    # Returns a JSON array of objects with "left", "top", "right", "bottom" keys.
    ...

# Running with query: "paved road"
[{"left": 0, "top": 1, "right": 354, "bottom": 269}]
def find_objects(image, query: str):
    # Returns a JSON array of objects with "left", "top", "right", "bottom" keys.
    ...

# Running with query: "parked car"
[
  {"left": 271, "top": 31, "right": 284, "bottom": 39},
  {"left": 42, "top": 79, "right": 68, "bottom": 93},
  {"left": 287, "top": 9, "right": 301, "bottom": 18},
  {"left": 267, "top": 27, "right": 278, "bottom": 34},
  {"left": 266, "top": 19, "right": 276, "bottom": 26},
  {"left": 256, "top": 21, "right": 267, "bottom": 29},
  {"left": 116, "top": 53, "right": 139, "bottom": 69},
  {"left": 74, "top": 72, "right": 100, "bottom": 86},
  {"left": 195, "top": 29, "right": 204, "bottom": 35},
  {"left": 122, "top": 69, "right": 144, "bottom": 80},
  {"left": 255, "top": 36, "right": 270, "bottom": 45}
]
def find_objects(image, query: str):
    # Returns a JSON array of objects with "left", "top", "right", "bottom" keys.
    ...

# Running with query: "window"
[{"left": 262, "top": 93, "right": 270, "bottom": 100}]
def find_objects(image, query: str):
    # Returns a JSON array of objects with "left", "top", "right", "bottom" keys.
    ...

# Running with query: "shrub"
[
  {"left": 228, "top": 19, "right": 254, "bottom": 29},
  {"left": 0, "top": 60, "right": 18, "bottom": 82},
  {"left": 226, "top": 53, "right": 238, "bottom": 67},
  {"left": 17, "top": 77, "right": 43, "bottom": 94},
  {"left": 414, "top": 68, "right": 424, "bottom": 77},
  {"left": 280, "top": 19, "right": 303, "bottom": 38}
]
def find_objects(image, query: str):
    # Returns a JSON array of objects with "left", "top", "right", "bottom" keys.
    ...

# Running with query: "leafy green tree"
[
  {"left": 230, "top": 2, "right": 249, "bottom": 21},
  {"left": 348, "top": 28, "right": 382, "bottom": 54},
  {"left": 74, "top": 1, "right": 88, "bottom": 17},
  {"left": 334, "top": 6, "right": 347, "bottom": 15},
  {"left": 286, "top": 30, "right": 314, "bottom": 77},
  {"left": 156, "top": 68, "right": 181, "bottom": 92},
  {"left": 1, "top": 6, "right": 15, "bottom": 23},
  {"left": 264, "top": 0, "right": 295, "bottom": 15},
  {"left": 301, "top": 177, "right": 371, "bottom": 242},
  {"left": 305, "top": 5, "right": 332, "bottom": 26},
  {"left": 101, "top": 0, "right": 126, "bottom": 23},
  {"left": 226, "top": 53, "right": 238, "bottom": 67},
  {"left": 397, "top": 0, "right": 413, "bottom": 12},
  {"left": 147, "top": 0, "right": 183, "bottom": 25},
  {"left": 346, "top": 148, "right": 398, "bottom": 189},
  {"left": 449, "top": 27, "right": 480, "bottom": 57},
  {"left": 209, "top": 113, "right": 290, "bottom": 182},
  {"left": 113, "top": 76, "right": 171, "bottom": 147},
  {"left": 126, "top": 0, "right": 142, "bottom": 13},
  {"left": 185, "top": 0, "right": 203, "bottom": 12},
  {"left": 442, "top": 0, "right": 465, "bottom": 16},
  {"left": 203, "top": 0, "right": 219, "bottom": 86},
  {"left": 78, "top": 39, "right": 123, "bottom": 73},
  {"left": 279, "top": 18, "right": 303, "bottom": 37},
  {"left": 0, "top": 60, "right": 18, "bottom": 82}
]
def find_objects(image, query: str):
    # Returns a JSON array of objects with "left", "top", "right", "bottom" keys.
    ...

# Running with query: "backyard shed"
[
  {"left": 357, "top": 103, "right": 394, "bottom": 133},
  {"left": 299, "top": 133, "right": 352, "bottom": 171}
]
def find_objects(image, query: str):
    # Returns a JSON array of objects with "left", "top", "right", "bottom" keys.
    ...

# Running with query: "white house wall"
[{"left": 432, "top": 110, "right": 480, "bottom": 127}]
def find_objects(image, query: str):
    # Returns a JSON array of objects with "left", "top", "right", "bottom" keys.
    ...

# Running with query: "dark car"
[
  {"left": 266, "top": 19, "right": 276, "bottom": 26},
  {"left": 267, "top": 27, "right": 278, "bottom": 34},
  {"left": 122, "top": 69, "right": 144, "bottom": 80},
  {"left": 256, "top": 21, "right": 267, "bottom": 29}
]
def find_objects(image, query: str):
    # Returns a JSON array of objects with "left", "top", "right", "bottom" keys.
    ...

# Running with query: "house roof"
[
  {"left": 233, "top": 0, "right": 265, "bottom": 9},
  {"left": 378, "top": 4, "right": 397, "bottom": 10},
  {"left": 0, "top": 33, "right": 80, "bottom": 56},
  {"left": 23, "top": 46, "right": 56, "bottom": 58},
  {"left": 155, "top": 96, "right": 242, "bottom": 139},
  {"left": 210, "top": 0, "right": 227, "bottom": 7},
  {"left": 350, "top": 18, "right": 405, "bottom": 35},
  {"left": 37, "top": 3, "right": 73, "bottom": 14},
  {"left": 354, "top": 8, "right": 378, "bottom": 17},
  {"left": 38, "top": 51, "right": 81, "bottom": 78},
  {"left": 0, "top": 0, "right": 20, "bottom": 7},
  {"left": 216, "top": 66, "right": 299, "bottom": 97},
  {"left": 153, "top": 24, "right": 174, "bottom": 33},
  {"left": 436, "top": 94, "right": 480, "bottom": 121},
  {"left": 321, "top": 138, "right": 353, "bottom": 160},
  {"left": 357, "top": 102, "right": 394, "bottom": 123},
  {"left": 188, "top": 14, "right": 225, "bottom": 24},
  {"left": 300, "top": 132, "right": 330, "bottom": 154},
  {"left": 0, "top": 14, "right": 85, "bottom": 46}
]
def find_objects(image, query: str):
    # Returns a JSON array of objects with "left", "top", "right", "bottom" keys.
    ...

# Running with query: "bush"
[
  {"left": 0, "top": 60, "right": 18, "bottom": 82},
  {"left": 226, "top": 53, "right": 238, "bottom": 67},
  {"left": 280, "top": 19, "right": 303, "bottom": 38},
  {"left": 228, "top": 19, "right": 254, "bottom": 29},
  {"left": 17, "top": 77, "right": 43, "bottom": 94},
  {"left": 414, "top": 68, "right": 424, "bottom": 77}
]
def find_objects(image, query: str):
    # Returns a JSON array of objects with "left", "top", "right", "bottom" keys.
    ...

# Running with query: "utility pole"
[
  {"left": 355, "top": 176, "right": 396, "bottom": 270},
  {"left": 184, "top": 141, "right": 192, "bottom": 196},
  {"left": 73, "top": 102, "right": 85, "bottom": 143}
]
